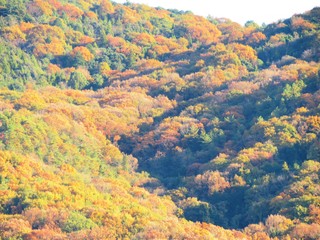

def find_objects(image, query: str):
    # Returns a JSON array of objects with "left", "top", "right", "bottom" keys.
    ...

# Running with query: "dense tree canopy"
[{"left": 0, "top": 0, "right": 319, "bottom": 238}]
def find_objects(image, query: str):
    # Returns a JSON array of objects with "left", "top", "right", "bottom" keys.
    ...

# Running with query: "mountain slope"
[{"left": 0, "top": 0, "right": 319, "bottom": 239}]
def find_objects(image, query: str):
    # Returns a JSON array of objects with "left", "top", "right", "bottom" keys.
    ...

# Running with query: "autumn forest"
[{"left": 0, "top": 0, "right": 319, "bottom": 239}]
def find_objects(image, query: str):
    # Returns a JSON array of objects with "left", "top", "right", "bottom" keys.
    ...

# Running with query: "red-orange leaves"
[
  {"left": 291, "top": 16, "right": 316, "bottom": 33},
  {"left": 194, "top": 170, "right": 230, "bottom": 195},
  {"left": 175, "top": 14, "right": 221, "bottom": 45},
  {"left": 47, "top": 64, "right": 61, "bottom": 75},
  {"left": 70, "top": 46, "right": 94, "bottom": 62},
  {"left": 246, "top": 32, "right": 267, "bottom": 46},
  {"left": 114, "top": 5, "right": 141, "bottom": 24},
  {"left": 33, "top": 38, "right": 66, "bottom": 57},
  {"left": 229, "top": 43, "right": 258, "bottom": 63},
  {"left": 100, "top": 0, "right": 115, "bottom": 15},
  {"left": 134, "top": 59, "right": 163, "bottom": 72},
  {"left": 218, "top": 20, "right": 244, "bottom": 42},
  {"left": 47, "top": 0, "right": 62, "bottom": 9},
  {"left": 58, "top": 4, "right": 84, "bottom": 20},
  {"left": 0, "top": 216, "right": 32, "bottom": 239},
  {"left": 132, "top": 33, "right": 156, "bottom": 47},
  {"left": 106, "top": 35, "right": 141, "bottom": 56},
  {"left": 66, "top": 30, "right": 95, "bottom": 46},
  {"left": 27, "top": 0, "right": 55, "bottom": 17},
  {"left": 14, "top": 90, "right": 46, "bottom": 111},
  {"left": 79, "top": 35, "right": 95, "bottom": 45},
  {"left": 228, "top": 81, "right": 259, "bottom": 94},
  {"left": 27, "top": 24, "right": 66, "bottom": 46}
]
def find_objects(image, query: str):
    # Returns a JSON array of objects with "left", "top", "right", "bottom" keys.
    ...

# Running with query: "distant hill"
[{"left": 0, "top": 0, "right": 319, "bottom": 239}]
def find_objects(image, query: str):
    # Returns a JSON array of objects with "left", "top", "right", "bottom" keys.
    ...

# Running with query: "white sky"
[{"left": 113, "top": 0, "right": 320, "bottom": 25}]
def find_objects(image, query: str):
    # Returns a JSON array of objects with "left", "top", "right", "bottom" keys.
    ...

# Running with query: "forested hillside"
[{"left": 0, "top": 0, "right": 319, "bottom": 239}]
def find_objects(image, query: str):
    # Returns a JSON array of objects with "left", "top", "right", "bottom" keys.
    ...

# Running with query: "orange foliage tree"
[
  {"left": 70, "top": 46, "right": 94, "bottom": 62},
  {"left": 100, "top": 0, "right": 115, "bottom": 15},
  {"left": 132, "top": 32, "right": 156, "bottom": 47},
  {"left": 58, "top": 3, "right": 84, "bottom": 20},
  {"left": 175, "top": 14, "right": 222, "bottom": 44}
]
